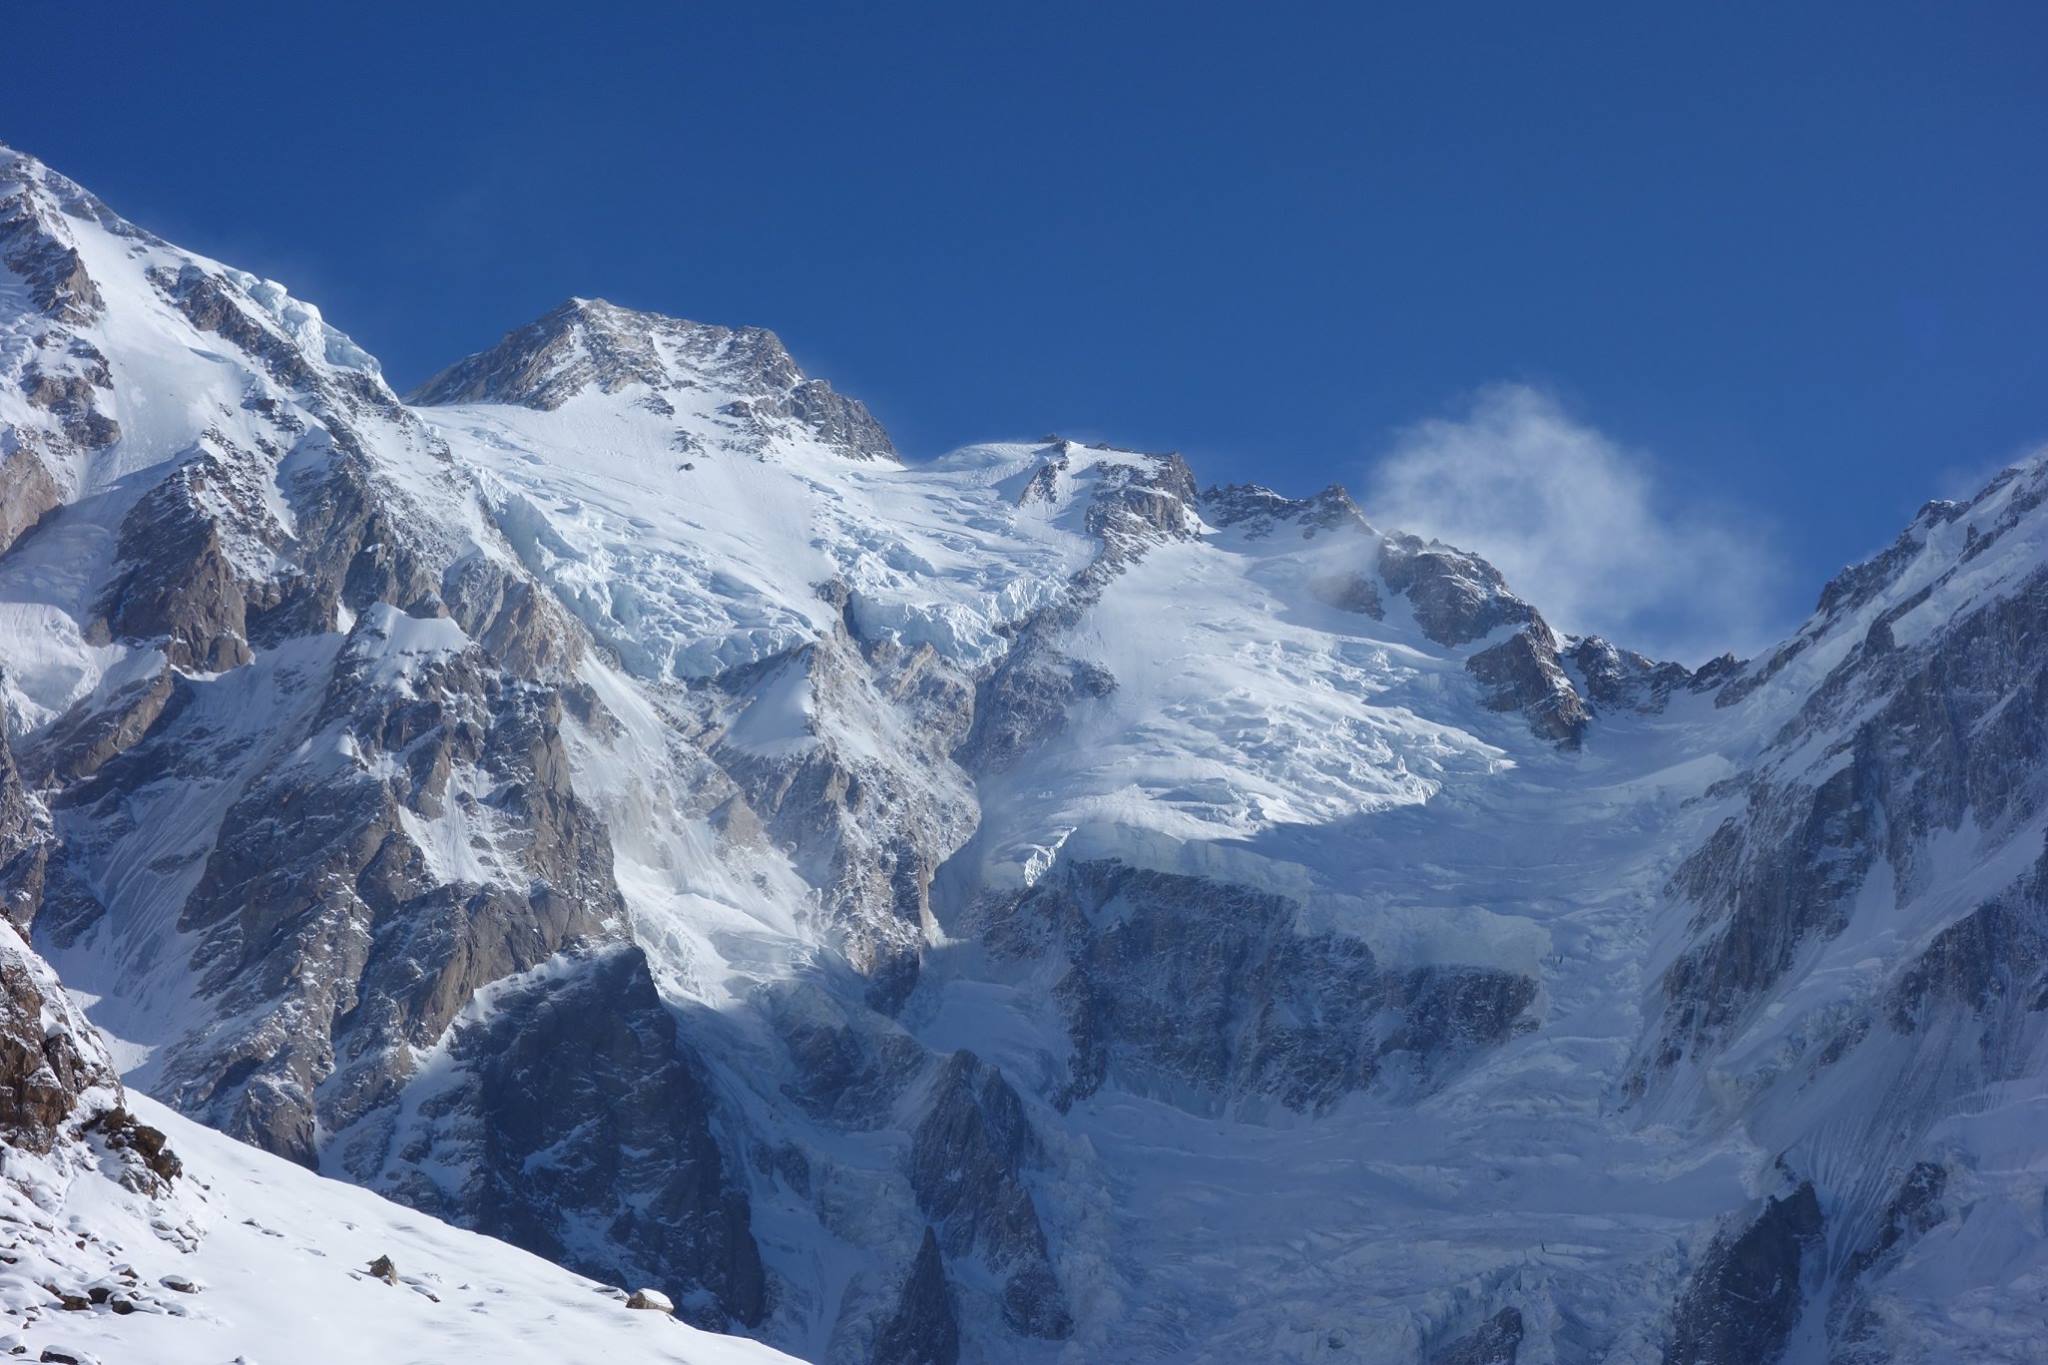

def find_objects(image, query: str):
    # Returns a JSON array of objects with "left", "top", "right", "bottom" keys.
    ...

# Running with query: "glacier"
[{"left": 0, "top": 140, "right": 2044, "bottom": 1363}]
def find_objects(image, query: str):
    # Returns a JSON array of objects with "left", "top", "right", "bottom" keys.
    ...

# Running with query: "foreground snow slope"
[{"left": 5, "top": 1090, "right": 800, "bottom": 1365}]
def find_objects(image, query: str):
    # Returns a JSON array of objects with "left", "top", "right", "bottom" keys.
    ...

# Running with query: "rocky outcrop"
[
  {"left": 20, "top": 344, "right": 118, "bottom": 453},
  {"left": 370, "top": 942, "right": 767, "bottom": 1331},
  {"left": 1377, "top": 532, "right": 1535, "bottom": 647},
  {"left": 1371, "top": 531, "right": 1595, "bottom": 745},
  {"left": 956, "top": 609, "right": 1114, "bottom": 775},
  {"left": 1843, "top": 1162, "right": 1945, "bottom": 1287},
  {"left": 1015, "top": 447, "right": 1069, "bottom": 506},
  {"left": 1310, "top": 569, "right": 1384, "bottom": 617},
  {"left": 1467, "top": 624, "right": 1588, "bottom": 748},
  {"left": 154, "top": 262, "right": 325, "bottom": 394},
  {"left": 165, "top": 609, "right": 618, "bottom": 1161},
  {"left": 1657, "top": 564, "right": 2048, "bottom": 1065},
  {"left": 1430, "top": 1307, "right": 1524, "bottom": 1365},
  {"left": 0, "top": 922, "right": 116, "bottom": 1154},
  {"left": 992, "top": 860, "right": 1536, "bottom": 1113},
  {"left": 1078, "top": 449, "right": 1199, "bottom": 582},
  {"left": 1202, "top": 482, "right": 1372, "bottom": 542},
  {"left": 771, "top": 984, "right": 926, "bottom": 1126},
  {"left": 0, "top": 722, "right": 51, "bottom": 928},
  {"left": 1887, "top": 877, "right": 2048, "bottom": 1033},
  {"left": 0, "top": 148, "right": 106, "bottom": 325},
  {"left": 1717, "top": 481, "right": 2017, "bottom": 712},
  {"left": 1663, "top": 1182, "right": 1822, "bottom": 1365},
  {"left": 710, "top": 633, "right": 978, "bottom": 1011},
  {"left": 0, "top": 446, "right": 61, "bottom": 556},
  {"left": 1566, "top": 636, "right": 1695, "bottom": 713},
  {"left": 19, "top": 661, "right": 177, "bottom": 790},
  {"left": 871, "top": 1228, "right": 961, "bottom": 1365},
  {"left": 93, "top": 440, "right": 280, "bottom": 671},
  {"left": 911, "top": 1051, "right": 1069, "bottom": 1340},
  {"left": 1825, "top": 1163, "right": 1950, "bottom": 1358},
  {"left": 80, "top": 1105, "right": 182, "bottom": 1186},
  {"left": 410, "top": 297, "right": 896, "bottom": 460},
  {"left": 963, "top": 444, "right": 1220, "bottom": 776},
  {"left": 0, "top": 152, "right": 129, "bottom": 561}
]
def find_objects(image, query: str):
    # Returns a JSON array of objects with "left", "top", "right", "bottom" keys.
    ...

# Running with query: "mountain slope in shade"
[
  {"left": 2, "top": 139, "right": 2047, "bottom": 1365},
  {"left": 0, "top": 908, "right": 793, "bottom": 1365}
]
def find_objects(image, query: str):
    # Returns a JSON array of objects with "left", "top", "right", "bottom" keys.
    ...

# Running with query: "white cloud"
[{"left": 1361, "top": 384, "right": 1785, "bottom": 664}]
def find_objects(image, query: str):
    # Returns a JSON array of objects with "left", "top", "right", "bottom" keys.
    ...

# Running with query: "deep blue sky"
[{"left": 6, "top": 2, "right": 2045, "bottom": 650}]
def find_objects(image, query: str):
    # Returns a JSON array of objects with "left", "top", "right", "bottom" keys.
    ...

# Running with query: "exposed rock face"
[
  {"left": 1203, "top": 482, "right": 1373, "bottom": 542},
  {"left": 0, "top": 921, "right": 116, "bottom": 1154},
  {"left": 1826, "top": 1162, "right": 1950, "bottom": 1358},
  {"left": 1431, "top": 1307, "right": 1524, "bottom": 1365},
  {"left": 1377, "top": 532, "right": 1536, "bottom": 647},
  {"left": 1204, "top": 483, "right": 1387, "bottom": 617},
  {"left": 1663, "top": 1183, "right": 1822, "bottom": 1365},
  {"left": 709, "top": 631, "right": 978, "bottom": 1012},
  {"left": 366, "top": 942, "right": 767, "bottom": 1330},
  {"left": 1656, "top": 561, "right": 2048, "bottom": 1065},
  {"left": 955, "top": 606, "right": 1114, "bottom": 775},
  {"left": 41, "top": 606, "right": 620, "bottom": 1167},
  {"left": 409, "top": 297, "right": 896, "bottom": 460},
  {"left": 769, "top": 982, "right": 927, "bottom": 1127},
  {"left": 1075, "top": 447, "right": 1200, "bottom": 582},
  {"left": 871, "top": 1228, "right": 960, "bottom": 1365},
  {"left": 154, "top": 261, "right": 329, "bottom": 394},
  {"left": 1355, "top": 527, "right": 1599, "bottom": 748},
  {"left": 1842, "top": 1161, "right": 1945, "bottom": 1287},
  {"left": 1467, "top": 623, "right": 1588, "bottom": 748},
  {"left": 80, "top": 1105, "right": 182, "bottom": 1185},
  {"left": 991, "top": 860, "right": 1536, "bottom": 1113},
  {"left": 1715, "top": 490, "right": 1990, "bottom": 713},
  {"left": 910, "top": 1051, "right": 1069, "bottom": 1339},
  {"left": 0, "top": 445, "right": 62, "bottom": 556},
  {"left": 1310, "top": 569, "right": 1384, "bottom": 617},
  {"left": 0, "top": 148, "right": 109, "bottom": 325},
  {"left": 0, "top": 151, "right": 127, "bottom": 561},
  {"left": 1565, "top": 635, "right": 1697, "bottom": 713},
  {"left": 1891, "top": 897, "right": 2048, "bottom": 1035},
  {"left": 0, "top": 723, "right": 52, "bottom": 927},
  {"left": 95, "top": 441, "right": 271, "bottom": 671}
]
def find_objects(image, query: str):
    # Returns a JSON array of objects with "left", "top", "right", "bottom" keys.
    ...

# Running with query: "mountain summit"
[
  {"left": 411, "top": 295, "right": 897, "bottom": 460},
  {"left": 2, "top": 143, "right": 2045, "bottom": 1364}
]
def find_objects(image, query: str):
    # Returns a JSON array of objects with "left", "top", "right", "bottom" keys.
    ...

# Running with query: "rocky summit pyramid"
[{"left": 2, "top": 141, "right": 2045, "bottom": 1363}]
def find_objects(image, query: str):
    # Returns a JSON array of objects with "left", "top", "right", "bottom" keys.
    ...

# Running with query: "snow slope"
[
  {"left": 2, "top": 1093, "right": 800, "bottom": 1365},
  {"left": 421, "top": 381, "right": 1771, "bottom": 1360}
]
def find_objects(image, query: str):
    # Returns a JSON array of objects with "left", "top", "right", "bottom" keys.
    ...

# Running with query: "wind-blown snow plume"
[{"left": 1364, "top": 383, "right": 1784, "bottom": 662}]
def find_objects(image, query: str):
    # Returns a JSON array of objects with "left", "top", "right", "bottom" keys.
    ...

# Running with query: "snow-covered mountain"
[
  {"left": 0, "top": 923, "right": 798, "bottom": 1365},
  {"left": 1, "top": 141, "right": 2044, "bottom": 1364}
]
